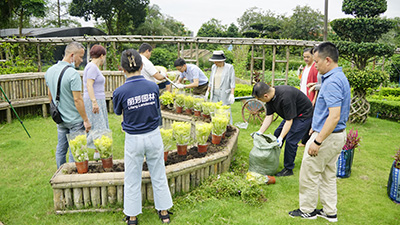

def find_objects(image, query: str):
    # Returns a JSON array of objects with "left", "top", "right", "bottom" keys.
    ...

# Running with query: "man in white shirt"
[{"left": 139, "top": 43, "right": 171, "bottom": 92}]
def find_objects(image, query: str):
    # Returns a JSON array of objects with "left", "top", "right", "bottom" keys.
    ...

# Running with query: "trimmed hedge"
[
  {"left": 378, "top": 87, "right": 400, "bottom": 97},
  {"left": 234, "top": 84, "right": 253, "bottom": 97},
  {"left": 368, "top": 99, "right": 400, "bottom": 121}
]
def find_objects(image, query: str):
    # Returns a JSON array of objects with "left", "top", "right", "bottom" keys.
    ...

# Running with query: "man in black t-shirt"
[{"left": 252, "top": 82, "right": 313, "bottom": 176}]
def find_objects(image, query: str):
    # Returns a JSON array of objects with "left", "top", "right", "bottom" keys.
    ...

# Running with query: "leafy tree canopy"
[
  {"left": 342, "top": 0, "right": 387, "bottom": 18},
  {"left": 69, "top": 0, "right": 149, "bottom": 35},
  {"left": 134, "top": 4, "right": 190, "bottom": 36},
  {"left": 197, "top": 18, "right": 226, "bottom": 37}
]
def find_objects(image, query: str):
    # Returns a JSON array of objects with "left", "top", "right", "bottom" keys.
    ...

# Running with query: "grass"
[{"left": 1, "top": 102, "right": 400, "bottom": 224}]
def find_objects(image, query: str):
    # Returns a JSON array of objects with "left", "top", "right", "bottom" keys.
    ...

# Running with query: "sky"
[{"left": 146, "top": 0, "right": 400, "bottom": 35}]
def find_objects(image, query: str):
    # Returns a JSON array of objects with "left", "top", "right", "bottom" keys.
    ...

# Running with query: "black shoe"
[
  {"left": 317, "top": 209, "right": 338, "bottom": 222},
  {"left": 288, "top": 209, "right": 317, "bottom": 220},
  {"left": 276, "top": 168, "right": 293, "bottom": 177}
]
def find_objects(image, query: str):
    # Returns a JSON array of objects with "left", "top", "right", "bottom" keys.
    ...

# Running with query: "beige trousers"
[{"left": 299, "top": 130, "right": 346, "bottom": 215}]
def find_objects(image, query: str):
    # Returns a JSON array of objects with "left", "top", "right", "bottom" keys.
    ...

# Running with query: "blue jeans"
[
  {"left": 124, "top": 127, "right": 173, "bottom": 216},
  {"left": 274, "top": 117, "right": 312, "bottom": 170},
  {"left": 56, "top": 122, "right": 85, "bottom": 168}
]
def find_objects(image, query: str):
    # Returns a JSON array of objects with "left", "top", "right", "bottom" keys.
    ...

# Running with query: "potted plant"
[
  {"left": 215, "top": 107, "right": 230, "bottom": 138},
  {"left": 93, "top": 130, "right": 113, "bottom": 169},
  {"left": 195, "top": 122, "right": 212, "bottom": 153},
  {"left": 160, "top": 128, "right": 174, "bottom": 162},
  {"left": 183, "top": 95, "right": 194, "bottom": 115},
  {"left": 387, "top": 147, "right": 400, "bottom": 203},
  {"left": 175, "top": 94, "right": 185, "bottom": 114},
  {"left": 67, "top": 131, "right": 89, "bottom": 174},
  {"left": 337, "top": 128, "right": 361, "bottom": 178},
  {"left": 211, "top": 112, "right": 229, "bottom": 145},
  {"left": 159, "top": 91, "right": 174, "bottom": 110},
  {"left": 172, "top": 121, "right": 191, "bottom": 155},
  {"left": 193, "top": 97, "right": 204, "bottom": 117},
  {"left": 201, "top": 101, "right": 221, "bottom": 119}
]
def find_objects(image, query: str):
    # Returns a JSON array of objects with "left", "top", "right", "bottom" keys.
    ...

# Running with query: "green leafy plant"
[
  {"left": 175, "top": 94, "right": 185, "bottom": 107},
  {"left": 93, "top": 135, "right": 113, "bottom": 159},
  {"left": 195, "top": 122, "right": 212, "bottom": 145},
  {"left": 69, "top": 134, "right": 89, "bottom": 162},
  {"left": 202, "top": 101, "right": 222, "bottom": 115},
  {"left": 212, "top": 112, "right": 229, "bottom": 136},
  {"left": 160, "top": 128, "right": 174, "bottom": 151},
  {"left": 393, "top": 147, "right": 400, "bottom": 169},
  {"left": 193, "top": 97, "right": 204, "bottom": 111},
  {"left": 343, "top": 128, "right": 361, "bottom": 151},
  {"left": 183, "top": 95, "right": 194, "bottom": 110},
  {"left": 160, "top": 91, "right": 174, "bottom": 106},
  {"left": 172, "top": 121, "right": 191, "bottom": 145}
]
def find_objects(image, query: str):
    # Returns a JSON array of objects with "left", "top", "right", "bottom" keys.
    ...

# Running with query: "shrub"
[
  {"left": 344, "top": 68, "right": 389, "bottom": 93},
  {"left": 368, "top": 99, "right": 400, "bottom": 121},
  {"left": 151, "top": 48, "right": 177, "bottom": 69},
  {"left": 234, "top": 84, "right": 253, "bottom": 97},
  {"left": 389, "top": 54, "right": 400, "bottom": 83}
]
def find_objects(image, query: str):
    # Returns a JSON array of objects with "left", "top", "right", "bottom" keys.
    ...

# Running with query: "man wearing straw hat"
[{"left": 174, "top": 58, "right": 209, "bottom": 95}]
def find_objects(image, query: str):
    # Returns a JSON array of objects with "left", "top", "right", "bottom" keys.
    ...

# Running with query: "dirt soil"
[{"left": 67, "top": 126, "right": 236, "bottom": 174}]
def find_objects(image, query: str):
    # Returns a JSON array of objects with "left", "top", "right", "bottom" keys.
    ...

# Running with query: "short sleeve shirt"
[
  {"left": 83, "top": 62, "right": 105, "bottom": 99},
  {"left": 266, "top": 85, "right": 313, "bottom": 120},
  {"left": 140, "top": 55, "right": 158, "bottom": 83},
  {"left": 312, "top": 67, "right": 351, "bottom": 132},
  {"left": 44, "top": 61, "right": 83, "bottom": 124},
  {"left": 179, "top": 64, "right": 208, "bottom": 85},
  {"left": 112, "top": 75, "right": 160, "bottom": 134}
]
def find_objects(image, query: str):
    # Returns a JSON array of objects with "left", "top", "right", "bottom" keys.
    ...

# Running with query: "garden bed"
[{"left": 49, "top": 111, "right": 239, "bottom": 214}]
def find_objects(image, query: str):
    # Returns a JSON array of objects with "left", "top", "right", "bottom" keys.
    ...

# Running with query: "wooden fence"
[{"left": 0, "top": 71, "right": 125, "bottom": 123}]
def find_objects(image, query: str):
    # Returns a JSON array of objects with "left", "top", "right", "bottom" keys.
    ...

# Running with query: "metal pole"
[
  {"left": 0, "top": 86, "right": 31, "bottom": 138},
  {"left": 324, "top": 0, "right": 328, "bottom": 41}
]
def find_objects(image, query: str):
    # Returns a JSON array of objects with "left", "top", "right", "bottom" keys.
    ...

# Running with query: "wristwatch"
[{"left": 314, "top": 139, "right": 322, "bottom": 146}]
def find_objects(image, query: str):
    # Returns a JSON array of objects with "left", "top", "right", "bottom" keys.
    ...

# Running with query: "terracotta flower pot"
[
  {"left": 202, "top": 113, "right": 210, "bottom": 119},
  {"left": 177, "top": 144, "right": 188, "bottom": 155},
  {"left": 267, "top": 175, "right": 276, "bottom": 184},
  {"left": 176, "top": 106, "right": 183, "bottom": 114},
  {"left": 211, "top": 134, "right": 222, "bottom": 145},
  {"left": 164, "top": 151, "right": 169, "bottom": 162},
  {"left": 194, "top": 110, "right": 201, "bottom": 117},
  {"left": 101, "top": 156, "right": 113, "bottom": 169},
  {"left": 75, "top": 160, "right": 89, "bottom": 174},
  {"left": 185, "top": 108, "right": 193, "bottom": 115},
  {"left": 197, "top": 144, "right": 208, "bottom": 153},
  {"left": 222, "top": 131, "right": 226, "bottom": 139}
]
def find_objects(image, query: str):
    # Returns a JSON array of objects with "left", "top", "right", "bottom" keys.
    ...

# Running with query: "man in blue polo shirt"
[
  {"left": 289, "top": 42, "right": 350, "bottom": 222},
  {"left": 174, "top": 58, "right": 209, "bottom": 95}
]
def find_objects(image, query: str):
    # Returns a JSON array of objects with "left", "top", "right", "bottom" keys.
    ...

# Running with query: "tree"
[
  {"left": 69, "top": 0, "right": 149, "bottom": 35},
  {"left": 134, "top": 4, "right": 190, "bottom": 36},
  {"left": 225, "top": 23, "right": 240, "bottom": 38},
  {"left": 31, "top": 0, "right": 80, "bottom": 28},
  {"left": 237, "top": 7, "right": 278, "bottom": 33},
  {"left": 331, "top": 0, "right": 395, "bottom": 123},
  {"left": 281, "top": 5, "right": 324, "bottom": 41},
  {"left": 197, "top": 19, "right": 226, "bottom": 37},
  {"left": 0, "top": 0, "right": 46, "bottom": 35}
]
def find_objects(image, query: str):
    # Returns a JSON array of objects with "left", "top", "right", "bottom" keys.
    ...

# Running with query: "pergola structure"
[{"left": 0, "top": 35, "right": 320, "bottom": 85}]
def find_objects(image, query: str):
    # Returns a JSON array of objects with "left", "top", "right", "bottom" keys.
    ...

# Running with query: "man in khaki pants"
[{"left": 288, "top": 42, "right": 351, "bottom": 223}]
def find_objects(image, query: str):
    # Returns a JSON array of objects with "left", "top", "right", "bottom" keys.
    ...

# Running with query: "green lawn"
[{"left": 0, "top": 102, "right": 400, "bottom": 224}]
